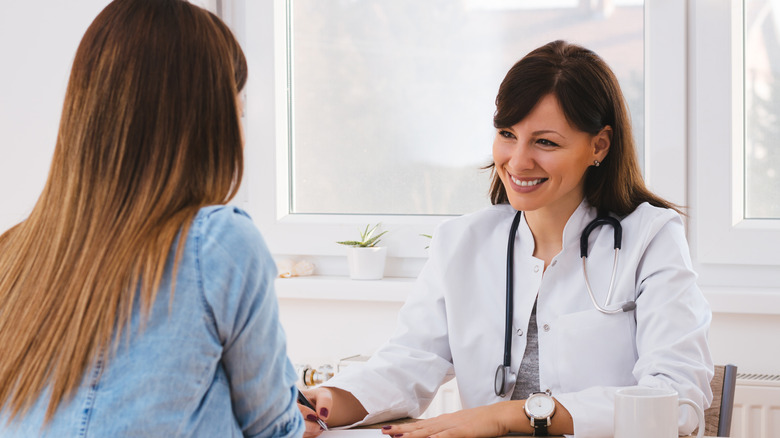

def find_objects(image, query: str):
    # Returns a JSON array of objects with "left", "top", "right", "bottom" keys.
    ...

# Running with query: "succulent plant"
[{"left": 337, "top": 223, "right": 388, "bottom": 248}]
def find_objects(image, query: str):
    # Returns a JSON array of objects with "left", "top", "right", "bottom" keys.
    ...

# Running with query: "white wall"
[
  {"left": 278, "top": 298, "right": 403, "bottom": 369},
  {"left": 0, "top": 1, "right": 111, "bottom": 232},
  {"left": 709, "top": 313, "right": 780, "bottom": 374},
  {"left": 1, "top": 1, "right": 777, "bottom": 382}
]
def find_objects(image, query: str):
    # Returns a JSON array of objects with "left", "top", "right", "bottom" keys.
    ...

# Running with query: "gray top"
[{"left": 511, "top": 299, "right": 540, "bottom": 400}]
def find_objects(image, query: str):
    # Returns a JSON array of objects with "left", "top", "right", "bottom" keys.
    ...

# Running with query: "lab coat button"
[
  {"left": 543, "top": 324, "right": 550, "bottom": 332},
  {"left": 550, "top": 260, "right": 557, "bottom": 267},
  {"left": 533, "top": 265, "right": 540, "bottom": 273},
  {"left": 516, "top": 328, "right": 523, "bottom": 336}
]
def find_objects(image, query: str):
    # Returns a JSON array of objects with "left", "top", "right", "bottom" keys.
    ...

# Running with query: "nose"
[{"left": 508, "top": 141, "right": 535, "bottom": 171}]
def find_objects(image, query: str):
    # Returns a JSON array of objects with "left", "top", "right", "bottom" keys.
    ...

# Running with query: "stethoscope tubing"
[
  {"left": 579, "top": 215, "right": 637, "bottom": 313},
  {"left": 582, "top": 249, "right": 625, "bottom": 314},
  {"left": 503, "top": 211, "right": 523, "bottom": 367}
]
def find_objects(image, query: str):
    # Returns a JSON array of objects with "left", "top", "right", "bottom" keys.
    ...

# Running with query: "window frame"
[{"left": 240, "top": 0, "right": 688, "bottom": 275}]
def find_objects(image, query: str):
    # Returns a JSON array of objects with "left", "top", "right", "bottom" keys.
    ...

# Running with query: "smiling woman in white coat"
[{"left": 299, "top": 40, "right": 714, "bottom": 438}]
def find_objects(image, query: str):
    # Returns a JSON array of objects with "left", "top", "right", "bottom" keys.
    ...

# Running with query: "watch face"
[{"left": 526, "top": 393, "right": 555, "bottom": 418}]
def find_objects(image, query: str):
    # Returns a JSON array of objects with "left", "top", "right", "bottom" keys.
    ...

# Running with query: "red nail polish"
[
  {"left": 306, "top": 414, "right": 318, "bottom": 422},
  {"left": 319, "top": 407, "right": 329, "bottom": 417},
  {"left": 382, "top": 426, "right": 392, "bottom": 430}
]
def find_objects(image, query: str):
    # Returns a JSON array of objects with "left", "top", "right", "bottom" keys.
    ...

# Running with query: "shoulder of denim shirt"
[
  {"left": 196, "top": 204, "right": 253, "bottom": 224},
  {"left": 193, "top": 205, "right": 273, "bottom": 265}
]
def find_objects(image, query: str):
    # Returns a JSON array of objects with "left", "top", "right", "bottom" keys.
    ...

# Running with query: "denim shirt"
[{"left": 1, "top": 206, "right": 304, "bottom": 438}]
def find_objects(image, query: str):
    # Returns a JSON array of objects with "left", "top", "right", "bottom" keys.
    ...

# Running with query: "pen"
[{"left": 297, "top": 389, "right": 329, "bottom": 431}]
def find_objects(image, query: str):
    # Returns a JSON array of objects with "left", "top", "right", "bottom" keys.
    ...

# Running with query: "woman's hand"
[
  {"left": 299, "top": 387, "right": 331, "bottom": 438},
  {"left": 298, "top": 386, "right": 369, "bottom": 438},
  {"left": 379, "top": 402, "right": 523, "bottom": 438}
]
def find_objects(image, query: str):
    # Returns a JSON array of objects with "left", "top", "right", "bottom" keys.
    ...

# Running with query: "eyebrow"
[{"left": 532, "top": 129, "right": 566, "bottom": 139}]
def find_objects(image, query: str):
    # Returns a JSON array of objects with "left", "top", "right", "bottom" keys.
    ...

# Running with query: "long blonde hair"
[{"left": 0, "top": 0, "right": 247, "bottom": 422}]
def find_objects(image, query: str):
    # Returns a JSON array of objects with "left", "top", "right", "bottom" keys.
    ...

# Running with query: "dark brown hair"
[
  {"left": 487, "top": 40, "right": 679, "bottom": 216},
  {"left": 0, "top": 0, "right": 247, "bottom": 422}
]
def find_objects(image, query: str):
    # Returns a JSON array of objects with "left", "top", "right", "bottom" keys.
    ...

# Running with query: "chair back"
[{"left": 703, "top": 364, "right": 738, "bottom": 437}]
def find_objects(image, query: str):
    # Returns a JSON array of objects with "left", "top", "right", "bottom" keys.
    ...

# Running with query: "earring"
[{"left": 593, "top": 160, "right": 601, "bottom": 167}]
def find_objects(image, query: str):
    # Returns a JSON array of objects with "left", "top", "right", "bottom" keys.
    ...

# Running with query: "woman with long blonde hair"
[{"left": 0, "top": 1, "right": 303, "bottom": 436}]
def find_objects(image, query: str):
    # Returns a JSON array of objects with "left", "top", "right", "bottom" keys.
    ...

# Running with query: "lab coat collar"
[
  {"left": 514, "top": 198, "right": 597, "bottom": 257},
  {"left": 560, "top": 198, "right": 598, "bottom": 252},
  {"left": 517, "top": 209, "right": 536, "bottom": 257}
]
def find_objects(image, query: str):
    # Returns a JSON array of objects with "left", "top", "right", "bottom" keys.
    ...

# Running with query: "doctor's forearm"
[{"left": 548, "top": 399, "right": 574, "bottom": 435}]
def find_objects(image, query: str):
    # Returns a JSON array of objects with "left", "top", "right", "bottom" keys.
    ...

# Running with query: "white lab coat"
[{"left": 325, "top": 200, "right": 714, "bottom": 437}]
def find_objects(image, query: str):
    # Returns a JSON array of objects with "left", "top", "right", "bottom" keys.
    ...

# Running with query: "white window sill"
[
  {"left": 274, "top": 275, "right": 414, "bottom": 302},
  {"left": 274, "top": 277, "right": 780, "bottom": 315}
]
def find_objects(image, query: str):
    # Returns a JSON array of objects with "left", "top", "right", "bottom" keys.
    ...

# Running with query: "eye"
[
  {"left": 536, "top": 138, "right": 559, "bottom": 147},
  {"left": 498, "top": 130, "right": 516, "bottom": 139}
]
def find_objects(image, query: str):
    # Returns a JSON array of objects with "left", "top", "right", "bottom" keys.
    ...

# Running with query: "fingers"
[
  {"left": 297, "top": 402, "right": 325, "bottom": 437},
  {"left": 303, "top": 418, "right": 325, "bottom": 438},
  {"left": 381, "top": 425, "right": 434, "bottom": 438},
  {"left": 381, "top": 425, "right": 468, "bottom": 438},
  {"left": 299, "top": 387, "right": 333, "bottom": 433},
  {"left": 379, "top": 407, "right": 503, "bottom": 438},
  {"left": 380, "top": 419, "right": 447, "bottom": 438},
  {"left": 297, "top": 398, "right": 314, "bottom": 417},
  {"left": 309, "top": 387, "right": 334, "bottom": 422}
]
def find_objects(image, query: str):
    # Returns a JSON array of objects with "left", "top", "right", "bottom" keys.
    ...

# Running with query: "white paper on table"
[{"left": 319, "top": 429, "right": 386, "bottom": 438}]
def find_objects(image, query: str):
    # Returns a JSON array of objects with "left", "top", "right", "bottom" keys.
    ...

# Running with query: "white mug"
[{"left": 614, "top": 387, "right": 705, "bottom": 438}]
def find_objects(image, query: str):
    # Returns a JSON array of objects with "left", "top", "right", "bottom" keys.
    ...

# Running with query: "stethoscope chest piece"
[{"left": 494, "top": 364, "right": 516, "bottom": 398}]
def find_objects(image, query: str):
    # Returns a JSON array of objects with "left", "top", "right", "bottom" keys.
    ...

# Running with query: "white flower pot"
[{"left": 346, "top": 246, "right": 387, "bottom": 280}]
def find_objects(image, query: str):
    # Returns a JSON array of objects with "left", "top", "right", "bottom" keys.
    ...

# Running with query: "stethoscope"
[{"left": 494, "top": 210, "right": 637, "bottom": 397}]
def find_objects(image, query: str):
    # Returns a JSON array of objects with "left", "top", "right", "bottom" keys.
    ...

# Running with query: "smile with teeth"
[{"left": 510, "top": 175, "right": 547, "bottom": 187}]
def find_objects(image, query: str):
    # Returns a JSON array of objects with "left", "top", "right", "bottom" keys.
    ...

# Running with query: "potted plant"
[{"left": 337, "top": 224, "right": 388, "bottom": 280}]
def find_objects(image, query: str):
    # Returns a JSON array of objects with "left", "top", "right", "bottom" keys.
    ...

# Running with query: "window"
[
  {"left": 287, "top": 0, "right": 646, "bottom": 216},
  {"left": 690, "top": 0, "right": 780, "bottom": 273},
  {"left": 744, "top": 0, "right": 780, "bottom": 219},
  {"left": 241, "top": 1, "right": 687, "bottom": 275}
]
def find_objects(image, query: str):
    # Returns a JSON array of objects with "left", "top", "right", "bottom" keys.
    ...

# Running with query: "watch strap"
[{"left": 531, "top": 417, "right": 550, "bottom": 436}]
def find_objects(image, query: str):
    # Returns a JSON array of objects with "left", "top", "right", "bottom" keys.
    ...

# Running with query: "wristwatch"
[{"left": 524, "top": 390, "right": 556, "bottom": 436}]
